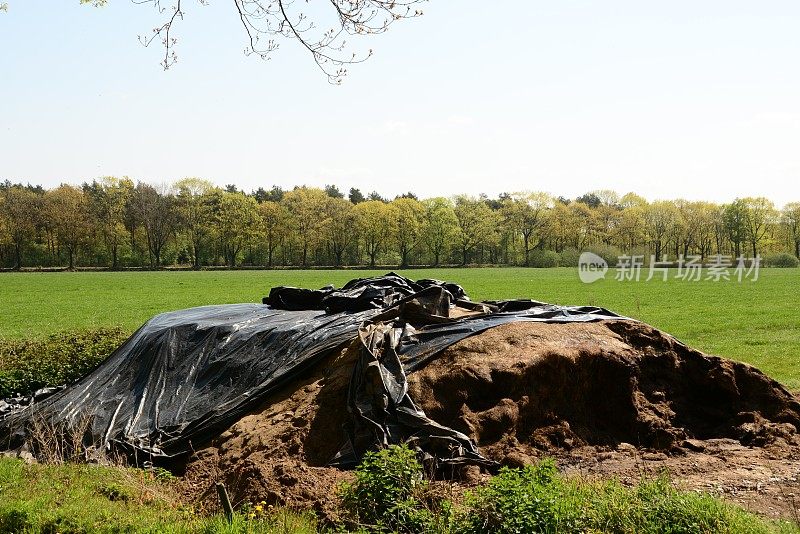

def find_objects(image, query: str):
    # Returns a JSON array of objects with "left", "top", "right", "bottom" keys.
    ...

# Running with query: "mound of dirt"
[
  {"left": 180, "top": 342, "right": 358, "bottom": 519},
  {"left": 181, "top": 320, "right": 800, "bottom": 520},
  {"left": 408, "top": 320, "right": 800, "bottom": 457}
]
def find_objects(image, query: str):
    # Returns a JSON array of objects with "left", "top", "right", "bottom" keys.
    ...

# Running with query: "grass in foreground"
[
  {"left": 339, "top": 445, "right": 799, "bottom": 533},
  {"left": 1, "top": 268, "right": 798, "bottom": 387},
  {"left": 0, "top": 457, "right": 316, "bottom": 533},
  {"left": 2, "top": 447, "right": 796, "bottom": 534}
]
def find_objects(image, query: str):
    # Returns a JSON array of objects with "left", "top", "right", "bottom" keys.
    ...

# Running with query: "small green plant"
[
  {"left": 151, "top": 465, "right": 178, "bottom": 483},
  {"left": 457, "top": 460, "right": 583, "bottom": 534},
  {"left": 98, "top": 482, "right": 132, "bottom": 502},
  {"left": 233, "top": 501, "right": 317, "bottom": 533},
  {"left": 339, "top": 444, "right": 437, "bottom": 533}
]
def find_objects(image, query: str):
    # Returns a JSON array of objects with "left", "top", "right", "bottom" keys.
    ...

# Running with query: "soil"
[
  {"left": 180, "top": 342, "right": 358, "bottom": 520},
  {"left": 181, "top": 319, "right": 800, "bottom": 522}
]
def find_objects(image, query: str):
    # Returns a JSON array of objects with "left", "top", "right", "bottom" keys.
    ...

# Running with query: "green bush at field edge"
[
  {"left": 763, "top": 252, "right": 800, "bottom": 268},
  {"left": 0, "top": 328, "right": 129, "bottom": 397}
]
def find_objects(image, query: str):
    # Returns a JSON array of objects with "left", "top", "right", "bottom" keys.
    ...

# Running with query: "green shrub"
[
  {"left": 339, "top": 445, "right": 437, "bottom": 533},
  {"left": 559, "top": 248, "right": 582, "bottom": 267},
  {"left": 529, "top": 250, "right": 561, "bottom": 268},
  {"left": 587, "top": 244, "right": 623, "bottom": 267},
  {"left": 763, "top": 252, "right": 799, "bottom": 268},
  {"left": 457, "top": 460, "right": 583, "bottom": 533},
  {"left": 0, "top": 328, "right": 129, "bottom": 397}
]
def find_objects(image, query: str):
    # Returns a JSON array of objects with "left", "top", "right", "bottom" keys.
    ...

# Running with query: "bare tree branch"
[
  {"left": 131, "top": 0, "right": 425, "bottom": 81},
  {"left": 134, "top": 0, "right": 187, "bottom": 69}
]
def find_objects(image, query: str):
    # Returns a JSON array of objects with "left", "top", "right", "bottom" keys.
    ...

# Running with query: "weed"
[{"left": 339, "top": 444, "right": 438, "bottom": 533}]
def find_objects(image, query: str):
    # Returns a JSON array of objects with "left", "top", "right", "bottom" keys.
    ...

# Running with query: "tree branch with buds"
[{"left": 86, "top": 0, "right": 426, "bottom": 81}]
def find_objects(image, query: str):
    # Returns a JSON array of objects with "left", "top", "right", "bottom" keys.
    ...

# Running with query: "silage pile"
[{"left": 181, "top": 317, "right": 800, "bottom": 518}]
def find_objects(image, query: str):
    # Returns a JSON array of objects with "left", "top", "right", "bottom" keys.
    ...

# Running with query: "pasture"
[{"left": 1, "top": 267, "right": 798, "bottom": 387}]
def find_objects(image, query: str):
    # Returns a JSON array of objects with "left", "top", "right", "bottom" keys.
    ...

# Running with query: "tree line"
[{"left": 1, "top": 178, "right": 799, "bottom": 270}]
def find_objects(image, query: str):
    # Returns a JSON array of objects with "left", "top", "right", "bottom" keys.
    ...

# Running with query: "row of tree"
[{"left": 1, "top": 179, "right": 798, "bottom": 269}]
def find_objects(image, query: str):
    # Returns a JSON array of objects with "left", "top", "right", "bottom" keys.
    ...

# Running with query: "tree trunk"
[
  {"left": 129, "top": 228, "right": 137, "bottom": 257},
  {"left": 14, "top": 242, "right": 22, "bottom": 270},
  {"left": 229, "top": 245, "right": 239, "bottom": 267},
  {"left": 400, "top": 246, "right": 409, "bottom": 268},
  {"left": 194, "top": 244, "right": 201, "bottom": 269},
  {"left": 523, "top": 233, "right": 531, "bottom": 266}
]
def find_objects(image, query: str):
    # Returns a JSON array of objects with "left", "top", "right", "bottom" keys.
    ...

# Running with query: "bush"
[
  {"left": 528, "top": 250, "right": 561, "bottom": 268},
  {"left": 587, "top": 244, "right": 624, "bottom": 267},
  {"left": 457, "top": 460, "right": 583, "bottom": 533},
  {"left": 763, "top": 253, "right": 799, "bottom": 268},
  {"left": 559, "top": 248, "right": 582, "bottom": 267},
  {"left": 339, "top": 445, "right": 438, "bottom": 533},
  {"left": 0, "top": 328, "right": 129, "bottom": 397}
]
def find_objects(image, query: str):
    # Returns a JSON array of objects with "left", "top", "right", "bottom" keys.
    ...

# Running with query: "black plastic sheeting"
[{"left": 0, "top": 274, "right": 625, "bottom": 470}]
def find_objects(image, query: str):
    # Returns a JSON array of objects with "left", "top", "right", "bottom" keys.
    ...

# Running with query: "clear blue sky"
[{"left": 1, "top": 1, "right": 798, "bottom": 204}]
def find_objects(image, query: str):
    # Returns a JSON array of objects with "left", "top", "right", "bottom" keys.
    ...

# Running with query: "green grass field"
[{"left": 1, "top": 268, "right": 798, "bottom": 387}]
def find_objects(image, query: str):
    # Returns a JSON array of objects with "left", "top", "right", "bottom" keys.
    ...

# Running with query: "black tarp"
[{"left": 0, "top": 274, "right": 625, "bottom": 469}]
